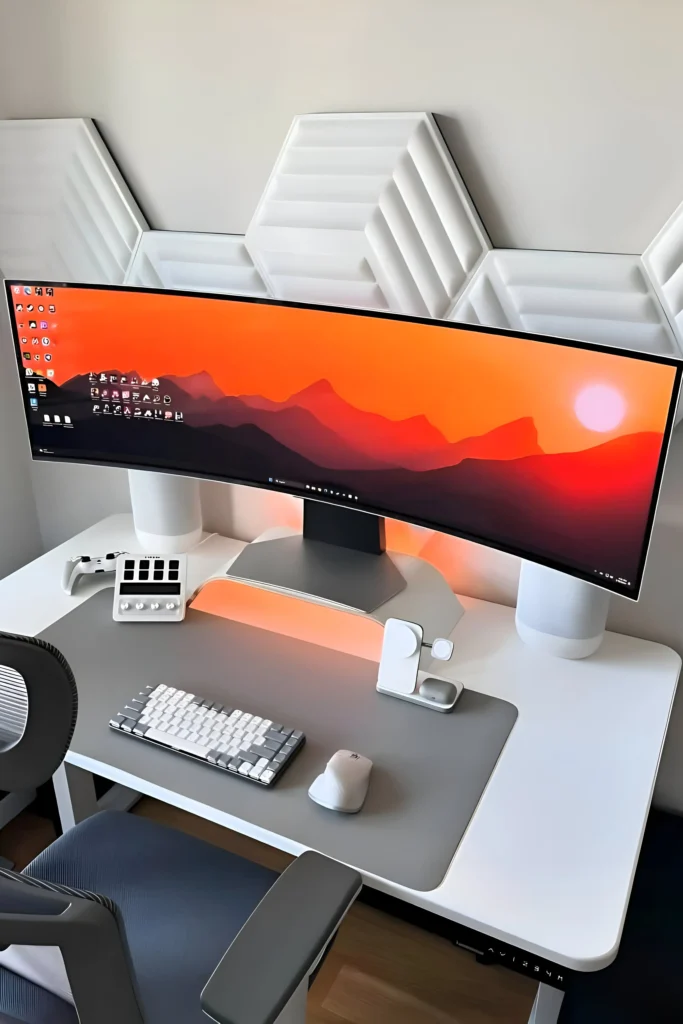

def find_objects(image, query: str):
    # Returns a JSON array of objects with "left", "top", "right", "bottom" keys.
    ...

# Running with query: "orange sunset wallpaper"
[{"left": 8, "top": 283, "right": 681, "bottom": 594}]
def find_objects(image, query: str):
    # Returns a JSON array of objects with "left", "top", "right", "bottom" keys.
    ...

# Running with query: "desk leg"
[
  {"left": 53, "top": 765, "right": 142, "bottom": 832},
  {"left": 273, "top": 979, "right": 307, "bottom": 1024},
  {"left": 528, "top": 983, "right": 564, "bottom": 1024},
  {"left": 53, "top": 763, "right": 98, "bottom": 831}
]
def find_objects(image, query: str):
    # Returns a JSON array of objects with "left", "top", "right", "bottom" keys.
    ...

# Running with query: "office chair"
[{"left": 0, "top": 632, "right": 362, "bottom": 1024}]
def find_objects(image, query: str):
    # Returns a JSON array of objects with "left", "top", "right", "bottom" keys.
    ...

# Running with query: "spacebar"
[{"left": 145, "top": 727, "right": 209, "bottom": 759}]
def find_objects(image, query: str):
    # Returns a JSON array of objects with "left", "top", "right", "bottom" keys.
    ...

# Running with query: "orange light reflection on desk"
[{"left": 190, "top": 578, "right": 384, "bottom": 663}]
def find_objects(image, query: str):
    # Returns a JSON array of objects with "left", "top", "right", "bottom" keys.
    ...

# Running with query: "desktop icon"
[
  {"left": 37, "top": 305, "right": 44, "bottom": 313},
  {"left": 44, "top": 353, "right": 52, "bottom": 362},
  {"left": 22, "top": 352, "right": 31, "bottom": 362},
  {"left": 89, "top": 372, "right": 98, "bottom": 382},
  {"left": 38, "top": 384, "right": 47, "bottom": 394},
  {"left": 122, "top": 390, "right": 130, "bottom": 400},
  {"left": 102, "top": 403, "right": 111, "bottom": 415},
  {"left": 110, "top": 374, "right": 118, "bottom": 384},
  {"left": 25, "top": 368, "right": 33, "bottom": 377},
  {"left": 33, "top": 353, "right": 41, "bottom": 362},
  {"left": 132, "top": 391, "right": 140, "bottom": 402},
  {"left": 91, "top": 388, "right": 99, "bottom": 398},
  {"left": 123, "top": 405, "right": 132, "bottom": 417},
  {"left": 154, "top": 409, "right": 163, "bottom": 420},
  {"left": 153, "top": 394, "right": 161, "bottom": 404},
  {"left": 151, "top": 378, "right": 160, "bottom": 388},
  {"left": 49, "top": 305, "right": 56, "bottom": 314},
  {"left": 16, "top": 304, "right": 23, "bottom": 312},
  {"left": 43, "top": 414, "right": 50, "bottom": 423},
  {"left": 27, "top": 383, "right": 36, "bottom": 393},
  {"left": 12, "top": 286, "right": 20, "bottom": 295},
  {"left": 144, "top": 409, "right": 153, "bottom": 418},
  {"left": 120, "top": 375, "right": 128, "bottom": 384},
  {"left": 101, "top": 389, "right": 110, "bottom": 399},
  {"left": 111, "top": 389, "right": 120, "bottom": 400},
  {"left": 35, "top": 288, "right": 43, "bottom": 296},
  {"left": 93, "top": 404, "right": 101, "bottom": 414},
  {"left": 32, "top": 338, "right": 39, "bottom": 345},
  {"left": 24, "top": 287, "right": 31, "bottom": 295},
  {"left": 163, "top": 395, "right": 171, "bottom": 404},
  {"left": 47, "top": 370, "right": 54, "bottom": 378},
  {"left": 53, "top": 415, "right": 61, "bottom": 424},
  {"left": 164, "top": 410, "right": 173, "bottom": 420},
  {"left": 28, "top": 321, "right": 37, "bottom": 329},
  {"left": 42, "top": 337, "right": 50, "bottom": 345},
  {"left": 99, "top": 373, "right": 108, "bottom": 382},
  {"left": 113, "top": 404, "right": 122, "bottom": 416},
  {"left": 140, "top": 378, "right": 148, "bottom": 387},
  {"left": 143, "top": 393, "right": 151, "bottom": 403},
  {"left": 26, "top": 305, "right": 34, "bottom": 312},
  {"left": 30, "top": 398, "right": 39, "bottom": 409},
  {"left": 40, "top": 321, "right": 48, "bottom": 329},
  {"left": 20, "top": 337, "right": 28, "bottom": 345},
  {"left": 174, "top": 411, "right": 183, "bottom": 422},
  {"left": 131, "top": 376, "right": 139, "bottom": 386},
  {"left": 134, "top": 408, "right": 142, "bottom": 418},
  {"left": 45, "top": 287, "right": 53, "bottom": 296},
  {"left": 64, "top": 416, "right": 71, "bottom": 425}
]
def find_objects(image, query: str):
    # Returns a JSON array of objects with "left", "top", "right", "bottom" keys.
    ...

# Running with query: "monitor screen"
[{"left": 5, "top": 281, "right": 681, "bottom": 599}]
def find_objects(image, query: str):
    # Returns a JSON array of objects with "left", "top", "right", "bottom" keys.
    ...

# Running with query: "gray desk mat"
[{"left": 40, "top": 590, "right": 518, "bottom": 892}]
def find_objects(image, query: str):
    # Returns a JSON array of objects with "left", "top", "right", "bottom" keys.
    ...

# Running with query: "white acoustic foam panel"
[
  {"left": 449, "top": 249, "right": 678, "bottom": 355},
  {"left": 643, "top": 200, "right": 683, "bottom": 351},
  {"left": 245, "top": 113, "right": 490, "bottom": 317},
  {"left": 0, "top": 118, "right": 147, "bottom": 283},
  {"left": 125, "top": 231, "right": 268, "bottom": 297}
]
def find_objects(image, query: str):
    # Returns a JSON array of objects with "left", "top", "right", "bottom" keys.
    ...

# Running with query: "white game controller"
[
  {"left": 62, "top": 552, "right": 124, "bottom": 595},
  {"left": 376, "top": 617, "right": 463, "bottom": 713}
]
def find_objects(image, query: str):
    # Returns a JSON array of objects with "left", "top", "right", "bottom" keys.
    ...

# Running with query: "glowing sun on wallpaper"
[{"left": 574, "top": 384, "right": 627, "bottom": 432}]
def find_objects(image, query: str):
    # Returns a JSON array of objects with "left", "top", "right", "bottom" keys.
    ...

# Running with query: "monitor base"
[{"left": 226, "top": 534, "right": 407, "bottom": 613}]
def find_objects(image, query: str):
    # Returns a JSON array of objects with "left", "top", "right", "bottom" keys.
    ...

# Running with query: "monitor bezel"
[{"left": 5, "top": 279, "right": 682, "bottom": 601}]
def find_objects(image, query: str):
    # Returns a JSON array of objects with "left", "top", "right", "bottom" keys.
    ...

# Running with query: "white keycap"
[
  {"left": 261, "top": 770, "right": 275, "bottom": 784},
  {"left": 252, "top": 736, "right": 266, "bottom": 747},
  {"left": 178, "top": 729, "right": 189, "bottom": 739},
  {"left": 229, "top": 710, "right": 241, "bottom": 720},
  {"left": 239, "top": 740, "right": 252, "bottom": 752},
  {"left": 261, "top": 720, "right": 272, "bottom": 731},
  {"left": 238, "top": 762, "right": 252, "bottom": 776},
  {"left": 256, "top": 757, "right": 270, "bottom": 769},
  {"left": 251, "top": 717, "right": 263, "bottom": 727},
  {"left": 167, "top": 726, "right": 179, "bottom": 736},
  {"left": 256, "top": 723, "right": 269, "bottom": 736},
  {"left": 250, "top": 765, "right": 264, "bottom": 779},
  {"left": 145, "top": 728, "right": 208, "bottom": 758},
  {"left": 240, "top": 714, "right": 252, "bottom": 724}
]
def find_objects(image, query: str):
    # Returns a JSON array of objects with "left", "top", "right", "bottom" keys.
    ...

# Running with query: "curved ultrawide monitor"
[{"left": 5, "top": 280, "right": 681, "bottom": 599}]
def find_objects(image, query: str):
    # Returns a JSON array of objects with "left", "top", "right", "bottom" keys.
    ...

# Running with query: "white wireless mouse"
[{"left": 308, "top": 750, "right": 373, "bottom": 814}]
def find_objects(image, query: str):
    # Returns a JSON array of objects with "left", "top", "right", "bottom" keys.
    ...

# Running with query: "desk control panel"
[{"left": 113, "top": 554, "right": 187, "bottom": 622}]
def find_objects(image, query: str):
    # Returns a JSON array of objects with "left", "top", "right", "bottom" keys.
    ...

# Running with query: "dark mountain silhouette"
[
  {"left": 186, "top": 399, "right": 392, "bottom": 471},
  {"left": 166, "top": 371, "right": 224, "bottom": 401},
  {"left": 401, "top": 417, "right": 543, "bottom": 471},
  {"left": 240, "top": 379, "right": 450, "bottom": 463}
]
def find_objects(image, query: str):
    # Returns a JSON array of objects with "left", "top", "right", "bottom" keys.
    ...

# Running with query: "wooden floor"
[{"left": 0, "top": 798, "right": 536, "bottom": 1023}]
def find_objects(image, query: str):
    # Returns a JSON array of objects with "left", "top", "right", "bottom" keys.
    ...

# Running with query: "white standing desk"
[{"left": 0, "top": 513, "right": 679, "bottom": 1024}]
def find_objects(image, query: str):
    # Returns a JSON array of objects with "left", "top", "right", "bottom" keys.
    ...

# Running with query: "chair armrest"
[{"left": 201, "top": 851, "right": 362, "bottom": 1024}]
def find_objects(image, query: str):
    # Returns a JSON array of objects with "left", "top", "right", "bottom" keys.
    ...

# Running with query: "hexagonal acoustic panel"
[
  {"left": 125, "top": 230, "right": 268, "bottom": 297},
  {"left": 449, "top": 249, "right": 678, "bottom": 355},
  {"left": 0, "top": 118, "right": 147, "bottom": 284},
  {"left": 643, "top": 199, "right": 683, "bottom": 353},
  {"left": 244, "top": 113, "right": 491, "bottom": 317}
]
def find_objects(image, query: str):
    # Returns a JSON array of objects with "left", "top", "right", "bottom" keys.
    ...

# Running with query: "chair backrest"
[
  {"left": 0, "top": 634, "right": 146, "bottom": 1024},
  {"left": 0, "top": 633, "right": 77, "bottom": 792}
]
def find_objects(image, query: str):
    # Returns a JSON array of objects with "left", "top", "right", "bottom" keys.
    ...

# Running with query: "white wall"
[{"left": 3, "top": 0, "right": 683, "bottom": 803}]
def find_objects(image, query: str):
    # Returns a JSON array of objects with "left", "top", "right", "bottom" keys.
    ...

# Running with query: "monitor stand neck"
[{"left": 225, "top": 499, "right": 407, "bottom": 613}]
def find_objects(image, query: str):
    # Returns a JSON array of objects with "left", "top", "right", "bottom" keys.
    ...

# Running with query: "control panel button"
[
  {"left": 150, "top": 602, "right": 160, "bottom": 611},
  {"left": 135, "top": 602, "right": 146, "bottom": 610},
  {"left": 120, "top": 602, "right": 130, "bottom": 611},
  {"left": 166, "top": 601, "right": 177, "bottom": 611}
]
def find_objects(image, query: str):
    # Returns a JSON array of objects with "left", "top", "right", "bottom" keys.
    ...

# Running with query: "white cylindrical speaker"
[
  {"left": 128, "top": 470, "right": 203, "bottom": 553},
  {"left": 515, "top": 561, "right": 610, "bottom": 659}
]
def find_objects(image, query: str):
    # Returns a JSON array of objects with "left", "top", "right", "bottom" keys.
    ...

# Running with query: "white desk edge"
[{"left": 0, "top": 513, "right": 678, "bottom": 974}]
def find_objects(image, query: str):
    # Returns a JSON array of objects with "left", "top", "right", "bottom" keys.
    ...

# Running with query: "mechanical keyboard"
[{"left": 109, "top": 684, "right": 305, "bottom": 786}]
